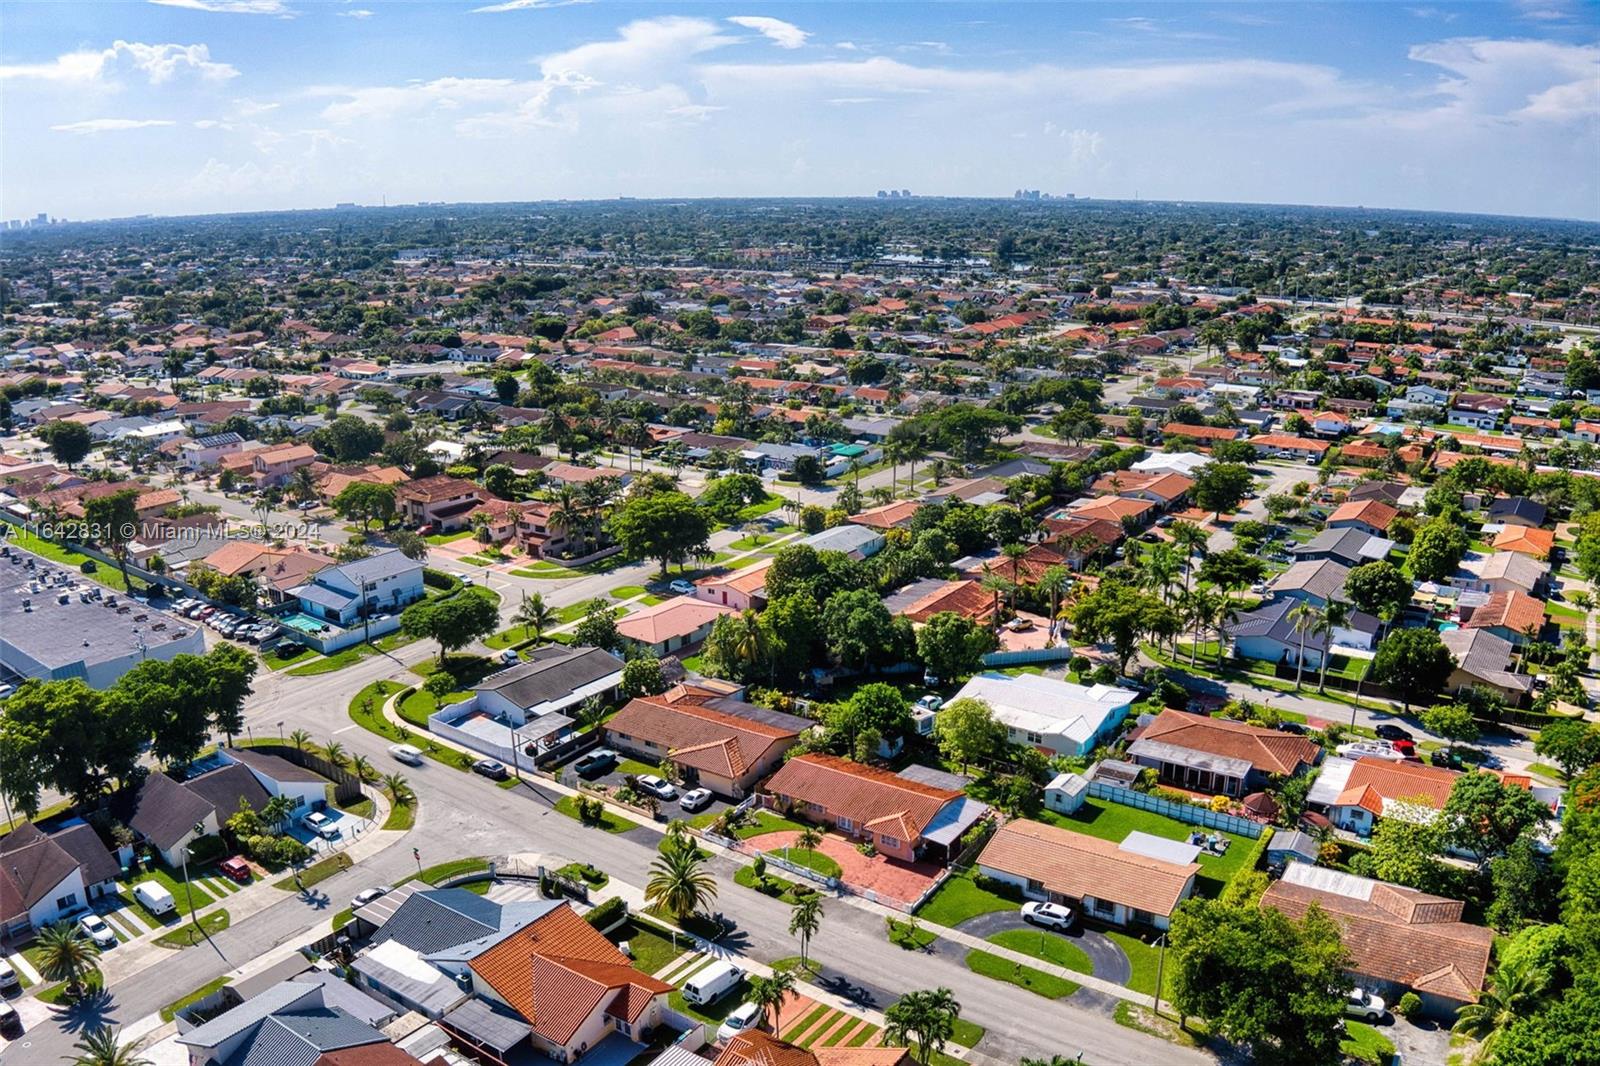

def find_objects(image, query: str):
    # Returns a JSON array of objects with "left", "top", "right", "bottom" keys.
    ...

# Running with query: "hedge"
[
  {"left": 422, "top": 568, "right": 461, "bottom": 593},
  {"left": 586, "top": 897, "right": 627, "bottom": 930}
]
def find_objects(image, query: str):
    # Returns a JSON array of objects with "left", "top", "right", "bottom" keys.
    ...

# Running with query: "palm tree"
[
  {"left": 1037, "top": 566, "right": 1070, "bottom": 641},
  {"left": 1288, "top": 601, "right": 1321, "bottom": 691},
  {"left": 323, "top": 740, "right": 349, "bottom": 770},
  {"left": 1000, "top": 542, "right": 1029, "bottom": 611},
  {"left": 644, "top": 843, "right": 717, "bottom": 921},
  {"left": 548, "top": 486, "right": 584, "bottom": 556},
  {"left": 978, "top": 565, "right": 1013, "bottom": 634},
  {"left": 1452, "top": 960, "right": 1548, "bottom": 1062},
  {"left": 747, "top": 971, "right": 797, "bottom": 1032},
  {"left": 513, "top": 592, "right": 556, "bottom": 643},
  {"left": 70, "top": 1026, "right": 150, "bottom": 1066},
  {"left": 1314, "top": 601, "right": 1350, "bottom": 693},
  {"left": 790, "top": 824, "right": 823, "bottom": 866},
  {"left": 789, "top": 894, "right": 824, "bottom": 972},
  {"left": 382, "top": 773, "right": 415, "bottom": 806},
  {"left": 350, "top": 754, "right": 377, "bottom": 784},
  {"left": 288, "top": 728, "right": 312, "bottom": 753},
  {"left": 1170, "top": 520, "right": 1208, "bottom": 592},
  {"left": 34, "top": 921, "right": 101, "bottom": 997},
  {"left": 729, "top": 609, "right": 769, "bottom": 677},
  {"left": 884, "top": 987, "right": 961, "bottom": 1066},
  {"left": 262, "top": 794, "right": 296, "bottom": 830}
]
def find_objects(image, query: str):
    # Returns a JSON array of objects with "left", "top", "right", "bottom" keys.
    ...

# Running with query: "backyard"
[{"left": 1032, "top": 796, "right": 1252, "bottom": 898}]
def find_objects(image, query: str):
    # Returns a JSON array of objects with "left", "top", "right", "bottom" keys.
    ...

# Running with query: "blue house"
[{"left": 286, "top": 550, "right": 424, "bottom": 651}]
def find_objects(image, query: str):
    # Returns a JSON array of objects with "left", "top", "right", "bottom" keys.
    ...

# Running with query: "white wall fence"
[
  {"left": 981, "top": 645, "right": 1076, "bottom": 668},
  {"left": 1087, "top": 780, "right": 1264, "bottom": 838}
]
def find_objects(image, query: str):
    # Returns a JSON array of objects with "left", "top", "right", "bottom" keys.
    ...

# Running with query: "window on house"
[
  {"left": 837, "top": 817, "right": 853, "bottom": 831},
  {"left": 880, "top": 835, "right": 899, "bottom": 849},
  {"left": 1091, "top": 897, "right": 1115, "bottom": 917},
  {"left": 55, "top": 892, "right": 77, "bottom": 910}
]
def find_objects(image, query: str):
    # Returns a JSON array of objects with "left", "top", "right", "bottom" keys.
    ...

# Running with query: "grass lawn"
[
  {"left": 286, "top": 644, "right": 376, "bottom": 676},
  {"left": 669, "top": 986, "right": 749, "bottom": 1027},
  {"left": 949, "top": 1017, "right": 986, "bottom": 1048},
  {"left": 262, "top": 643, "right": 318, "bottom": 670},
  {"left": 783, "top": 1003, "right": 834, "bottom": 1043},
  {"left": 510, "top": 563, "right": 581, "bottom": 579},
  {"left": 736, "top": 496, "right": 785, "bottom": 521},
  {"left": 734, "top": 864, "right": 820, "bottom": 905},
  {"left": 987, "top": 928, "right": 1092, "bottom": 975},
  {"left": 400, "top": 857, "right": 491, "bottom": 887},
  {"left": 1033, "top": 797, "right": 1248, "bottom": 898},
  {"left": 613, "top": 918, "right": 686, "bottom": 975},
  {"left": 610, "top": 585, "right": 650, "bottom": 600},
  {"left": 556, "top": 862, "right": 609, "bottom": 889},
  {"left": 383, "top": 801, "right": 416, "bottom": 831},
  {"left": 690, "top": 808, "right": 806, "bottom": 839},
  {"left": 397, "top": 685, "right": 471, "bottom": 726},
  {"left": 554, "top": 794, "right": 634, "bottom": 833},
  {"left": 886, "top": 917, "right": 937, "bottom": 950},
  {"left": 153, "top": 909, "right": 230, "bottom": 948},
  {"left": 160, "top": 976, "right": 230, "bottom": 1022},
  {"left": 5, "top": 529, "right": 130, "bottom": 591},
  {"left": 128, "top": 865, "right": 214, "bottom": 918},
  {"left": 1342, "top": 1021, "right": 1396, "bottom": 1065},
  {"left": 273, "top": 853, "right": 352, "bottom": 891},
  {"left": 347, "top": 679, "right": 404, "bottom": 737},
  {"left": 1527, "top": 762, "right": 1566, "bottom": 782},
  {"left": 425, "top": 530, "right": 471, "bottom": 545},
  {"left": 769, "top": 846, "right": 843, "bottom": 879},
  {"left": 37, "top": 972, "right": 104, "bottom": 1006},
  {"left": 1102, "top": 929, "right": 1171, "bottom": 996},
  {"left": 616, "top": 756, "right": 663, "bottom": 777},
  {"left": 964, "top": 948, "right": 1079, "bottom": 998},
  {"left": 915, "top": 868, "right": 1019, "bottom": 927}
]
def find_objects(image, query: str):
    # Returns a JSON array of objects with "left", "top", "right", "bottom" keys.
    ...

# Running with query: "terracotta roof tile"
[
  {"left": 978, "top": 819, "right": 1199, "bottom": 917},
  {"left": 1139, "top": 710, "right": 1320, "bottom": 776},
  {"left": 765, "top": 754, "right": 958, "bottom": 842}
]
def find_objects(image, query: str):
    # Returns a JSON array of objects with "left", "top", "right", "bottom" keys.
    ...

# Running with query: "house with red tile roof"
[
  {"left": 693, "top": 557, "right": 774, "bottom": 612},
  {"left": 884, "top": 577, "right": 997, "bottom": 626},
  {"left": 1126, "top": 710, "right": 1321, "bottom": 796},
  {"left": 1249, "top": 434, "right": 1331, "bottom": 460},
  {"left": 978, "top": 818, "right": 1201, "bottom": 930},
  {"left": 1161, "top": 422, "right": 1243, "bottom": 446},
  {"left": 763, "top": 754, "right": 981, "bottom": 863},
  {"left": 1065, "top": 495, "right": 1157, "bottom": 527},
  {"left": 603, "top": 684, "right": 808, "bottom": 798},
  {"left": 716, "top": 1031, "right": 910, "bottom": 1066},
  {"left": 847, "top": 500, "right": 922, "bottom": 531},
  {"left": 396, "top": 474, "right": 487, "bottom": 533},
  {"left": 1090, "top": 470, "right": 1195, "bottom": 510},
  {"left": 1325, "top": 757, "right": 1461, "bottom": 836},
  {"left": 1491, "top": 526, "right": 1554, "bottom": 559},
  {"left": 1460, "top": 589, "right": 1545, "bottom": 644},
  {"left": 614, "top": 596, "right": 738, "bottom": 657},
  {"left": 1327, "top": 499, "right": 1399, "bottom": 536}
]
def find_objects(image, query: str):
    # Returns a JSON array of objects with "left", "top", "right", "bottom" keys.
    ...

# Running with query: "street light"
[
  {"left": 181, "top": 820, "right": 206, "bottom": 933},
  {"left": 1152, "top": 932, "right": 1169, "bottom": 1018}
]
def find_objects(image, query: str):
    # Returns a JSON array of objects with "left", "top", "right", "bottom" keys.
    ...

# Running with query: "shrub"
[
  {"left": 751, "top": 854, "right": 767, "bottom": 882},
  {"left": 80, "top": 559, "right": 97, "bottom": 574},
  {"left": 973, "top": 873, "right": 1026, "bottom": 903},
  {"left": 857, "top": 841, "right": 877, "bottom": 857},
  {"left": 422, "top": 567, "right": 459, "bottom": 591},
  {"left": 424, "top": 672, "right": 456, "bottom": 698},
  {"left": 188, "top": 834, "right": 227, "bottom": 864},
  {"left": 1395, "top": 992, "right": 1421, "bottom": 1018},
  {"left": 1150, "top": 786, "right": 1191, "bottom": 804},
  {"left": 1209, "top": 795, "right": 1231, "bottom": 813},
  {"left": 585, "top": 896, "right": 627, "bottom": 929}
]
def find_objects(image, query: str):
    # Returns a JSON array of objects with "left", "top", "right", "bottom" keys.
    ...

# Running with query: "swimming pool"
[{"left": 281, "top": 612, "right": 334, "bottom": 635}]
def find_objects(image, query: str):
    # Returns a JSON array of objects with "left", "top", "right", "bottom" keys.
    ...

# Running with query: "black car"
[
  {"left": 1375, "top": 724, "right": 1413, "bottom": 742},
  {"left": 472, "top": 759, "right": 509, "bottom": 781},
  {"left": 1274, "top": 721, "right": 1307, "bottom": 735}
]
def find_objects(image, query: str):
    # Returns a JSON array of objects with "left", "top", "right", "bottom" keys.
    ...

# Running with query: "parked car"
[
  {"left": 453, "top": 572, "right": 474, "bottom": 586},
  {"left": 499, "top": 648, "right": 520, "bottom": 664},
  {"left": 1430, "top": 749, "right": 1465, "bottom": 770},
  {"left": 1390, "top": 738, "right": 1417, "bottom": 757},
  {"left": 1021, "top": 901, "right": 1075, "bottom": 931},
  {"left": 389, "top": 743, "right": 424, "bottom": 766},
  {"left": 134, "top": 881, "right": 176, "bottom": 917},
  {"left": 668, "top": 579, "right": 696, "bottom": 595},
  {"left": 1004, "top": 617, "right": 1035, "bottom": 632},
  {"left": 634, "top": 774, "right": 678, "bottom": 801},
  {"left": 718, "top": 1000, "right": 764, "bottom": 1043},
  {"left": 301, "top": 811, "right": 340, "bottom": 840},
  {"left": 78, "top": 913, "right": 117, "bottom": 949},
  {"left": 573, "top": 748, "right": 618, "bottom": 776},
  {"left": 1374, "top": 724, "right": 1413, "bottom": 742},
  {"left": 1345, "top": 988, "right": 1386, "bottom": 1021},
  {"left": 0, "top": 999, "right": 20, "bottom": 1036},
  {"left": 916, "top": 694, "right": 945, "bottom": 712},
  {"left": 0, "top": 958, "right": 19, "bottom": 993},
  {"left": 417, "top": 525, "right": 435, "bottom": 536},
  {"left": 682, "top": 960, "right": 744, "bottom": 1006},
  {"left": 680, "top": 788, "right": 713, "bottom": 812},
  {"left": 473, "top": 759, "right": 509, "bottom": 781},
  {"left": 351, "top": 886, "right": 391, "bottom": 910},
  {"left": 219, "top": 856, "right": 252, "bottom": 884}
]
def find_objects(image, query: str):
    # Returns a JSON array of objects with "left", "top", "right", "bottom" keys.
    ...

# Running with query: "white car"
[
  {"left": 351, "top": 886, "right": 391, "bottom": 910},
  {"left": 77, "top": 913, "right": 117, "bottom": 949},
  {"left": 1345, "top": 988, "right": 1387, "bottom": 1021},
  {"left": 718, "top": 1000, "right": 764, "bottom": 1043},
  {"left": 668, "top": 579, "right": 697, "bottom": 595},
  {"left": 301, "top": 811, "right": 340, "bottom": 840},
  {"left": 680, "top": 788, "right": 713, "bottom": 812},
  {"left": 634, "top": 774, "right": 678, "bottom": 801},
  {"left": 1021, "top": 901, "right": 1075, "bottom": 931},
  {"left": 915, "top": 694, "right": 944, "bottom": 712}
]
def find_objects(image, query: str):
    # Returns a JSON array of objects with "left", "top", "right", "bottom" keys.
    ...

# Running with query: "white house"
[{"left": 950, "top": 672, "right": 1135, "bottom": 758}]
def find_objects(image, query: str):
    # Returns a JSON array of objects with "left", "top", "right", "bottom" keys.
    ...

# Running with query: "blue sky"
[{"left": 3, "top": 1, "right": 1596, "bottom": 221}]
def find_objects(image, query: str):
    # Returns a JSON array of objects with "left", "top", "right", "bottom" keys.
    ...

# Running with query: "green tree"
[
  {"left": 825, "top": 683, "right": 915, "bottom": 755},
  {"left": 821, "top": 588, "right": 899, "bottom": 670},
  {"left": 644, "top": 841, "right": 717, "bottom": 920},
  {"left": 1422, "top": 701, "right": 1481, "bottom": 756},
  {"left": 0, "top": 677, "right": 141, "bottom": 811},
  {"left": 789, "top": 893, "right": 824, "bottom": 973},
  {"left": 621, "top": 656, "right": 667, "bottom": 698},
  {"left": 571, "top": 598, "right": 622, "bottom": 653},
  {"left": 83, "top": 487, "right": 141, "bottom": 592},
  {"left": 1487, "top": 835, "right": 1556, "bottom": 931},
  {"left": 70, "top": 1026, "right": 152, "bottom": 1066},
  {"left": 313, "top": 414, "right": 385, "bottom": 462},
  {"left": 1370, "top": 628, "right": 1456, "bottom": 712},
  {"left": 1573, "top": 512, "right": 1600, "bottom": 584},
  {"left": 747, "top": 971, "right": 797, "bottom": 1031},
  {"left": 1405, "top": 520, "right": 1470, "bottom": 583},
  {"left": 1440, "top": 771, "right": 1551, "bottom": 871},
  {"left": 883, "top": 987, "right": 962, "bottom": 1066},
  {"left": 42, "top": 419, "right": 92, "bottom": 469},
  {"left": 933, "top": 696, "right": 1005, "bottom": 772},
  {"left": 34, "top": 920, "right": 101, "bottom": 997},
  {"left": 607, "top": 491, "right": 711, "bottom": 577},
  {"left": 332, "top": 481, "right": 396, "bottom": 531},
  {"left": 391, "top": 529, "right": 429, "bottom": 561},
  {"left": 1190, "top": 462, "right": 1255, "bottom": 516},
  {"left": 1353, "top": 807, "right": 1445, "bottom": 892},
  {"left": 1197, "top": 549, "right": 1266, "bottom": 595},
  {"left": 915, "top": 611, "right": 996, "bottom": 683},
  {"left": 1343, "top": 560, "right": 1414, "bottom": 621},
  {"left": 1452, "top": 959, "right": 1550, "bottom": 1063},
  {"left": 1168, "top": 897, "right": 1348, "bottom": 1066},
  {"left": 1068, "top": 581, "right": 1179, "bottom": 674},
  {"left": 400, "top": 592, "right": 500, "bottom": 663},
  {"left": 1535, "top": 719, "right": 1600, "bottom": 779},
  {"left": 512, "top": 591, "right": 556, "bottom": 643}
]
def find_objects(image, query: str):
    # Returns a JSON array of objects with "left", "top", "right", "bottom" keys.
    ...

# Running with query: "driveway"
[
  {"left": 743, "top": 831, "right": 942, "bottom": 908},
  {"left": 956, "top": 910, "right": 1133, "bottom": 987}
]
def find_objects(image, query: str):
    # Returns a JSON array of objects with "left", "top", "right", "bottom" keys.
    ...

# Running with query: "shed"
[{"left": 1044, "top": 772, "right": 1089, "bottom": 815}]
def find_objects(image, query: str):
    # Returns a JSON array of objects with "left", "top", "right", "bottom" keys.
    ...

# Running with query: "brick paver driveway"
[{"left": 744, "top": 830, "right": 942, "bottom": 907}]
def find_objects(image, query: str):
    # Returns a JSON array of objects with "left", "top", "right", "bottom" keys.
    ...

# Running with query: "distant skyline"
[{"left": 2, "top": 1, "right": 1597, "bottom": 222}]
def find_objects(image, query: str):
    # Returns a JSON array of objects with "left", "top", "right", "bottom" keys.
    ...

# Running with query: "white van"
[
  {"left": 681, "top": 960, "right": 744, "bottom": 1006},
  {"left": 134, "top": 881, "right": 177, "bottom": 917},
  {"left": 388, "top": 743, "right": 424, "bottom": 766}
]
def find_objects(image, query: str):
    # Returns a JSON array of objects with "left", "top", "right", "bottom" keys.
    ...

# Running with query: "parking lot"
[{"left": 549, "top": 748, "right": 734, "bottom": 822}]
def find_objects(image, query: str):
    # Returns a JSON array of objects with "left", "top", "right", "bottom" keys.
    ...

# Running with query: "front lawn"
[
  {"left": 262, "top": 643, "right": 318, "bottom": 670},
  {"left": 987, "top": 928, "right": 1092, "bottom": 975},
  {"left": 612, "top": 918, "right": 686, "bottom": 975},
  {"left": 1102, "top": 928, "right": 1172, "bottom": 997},
  {"left": 690, "top": 808, "right": 806, "bottom": 839},
  {"left": 160, "top": 976, "right": 231, "bottom": 1022},
  {"left": 554, "top": 794, "right": 634, "bottom": 833},
  {"left": 127, "top": 865, "right": 214, "bottom": 918},
  {"left": 273, "top": 853, "right": 351, "bottom": 891},
  {"left": 916, "top": 868, "right": 1019, "bottom": 927},
  {"left": 769, "top": 845, "right": 842, "bottom": 879},
  {"left": 1033, "top": 797, "right": 1249, "bottom": 898},
  {"left": 153, "top": 909, "right": 230, "bottom": 948},
  {"left": 1341, "top": 1021, "right": 1396, "bottom": 1065},
  {"left": 964, "top": 948, "right": 1078, "bottom": 998}
]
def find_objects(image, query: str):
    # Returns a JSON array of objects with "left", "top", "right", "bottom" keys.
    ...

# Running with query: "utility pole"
[
  {"left": 181, "top": 821, "right": 205, "bottom": 933},
  {"left": 1153, "top": 932, "right": 1169, "bottom": 1017}
]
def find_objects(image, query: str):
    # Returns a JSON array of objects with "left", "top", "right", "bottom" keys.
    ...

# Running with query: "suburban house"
[
  {"left": 614, "top": 596, "right": 739, "bottom": 657},
  {"left": 1089, "top": 470, "right": 1194, "bottom": 511},
  {"left": 1289, "top": 528, "right": 1394, "bottom": 567},
  {"left": 288, "top": 550, "right": 425, "bottom": 629},
  {"left": 473, "top": 645, "right": 625, "bottom": 735},
  {"left": 977, "top": 819, "right": 1200, "bottom": 931},
  {"left": 717, "top": 1031, "right": 910, "bottom": 1066},
  {"left": 1262, "top": 863, "right": 1493, "bottom": 1017},
  {"left": 174, "top": 975, "right": 414, "bottom": 1066},
  {"left": 223, "top": 746, "right": 332, "bottom": 815},
  {"left": 541, "top": 462, "right": 630, "bottom": 491},
  {"left": 848, "top": 500, "right": 922, "bottom": 531},
  {"left": 1491, "top": 526, "right": 1554, "bottom": 559},
  {"left": 603, "top": 684, "right": 808, "bottom": 798},
  {"left": 127, "top": 763, "right": 271, "bottom": 867},
  {"left": 396, "top": 474, "right": 487, "bottom": 533},
  {"left": 0, "top": 821, "right": 120, "bottom": 938},
  {"left": 199, "top": 542, "right": 336, "bottom": 602},
  {"left": 950, "top": 673, "right": 1136, "bottom": 758},
  {"left": 249, "top": 442, "right": 318, "bottom": 488},
  {"left": 1322, "top": 757, "right": 1460, "bottom": 835},
  {"left": 1227, "top": 597, "right": 1380, "bottom": 665},
  {"left": 1453, "top": 551, "right": 1547, "bottom": 597},
  {"left": 1126, "top": 710, "right": 1321, "bottom": 797},
  {"left": 354, "top": 891, "right": 674, "bottom": 1063},
  {"left": 177, "top": 431, "right": 245, "bottom": 471},
  {"left": 1487, "top": 496, "right": 1548, "bottom": 528},
  {"left": 1439, "top": 628, "right": 1534, "bottom": 704},
  {"left": 1248, "top": 434, "right": 1330, "bottom": 461},
  {"left": 798, "top": 523, "right": 886, "bottom": 559},
  {"left": 511, "top": 500, "right": 586, "bottom": 559},
  {"left": 694, "top": 558, "right": 773, "bottom": 612},
  {"left": 1459, "top": 589, "right": 1546, "bottom": 644},
  {"left": 763, "top": 753, "right": 988, "bottom": 863},
  {"left": 883, "top": 578, "right": 997, "bottom": 626},
  {"left": 1326, "top": 499, "right": 1399, "bottom": 537},
  {"left": 1266, "top": 558, "right": 1352, "bottom": 609},
  {"left": 1448, "top": 393, "right": 1509, "bottom": 429}
]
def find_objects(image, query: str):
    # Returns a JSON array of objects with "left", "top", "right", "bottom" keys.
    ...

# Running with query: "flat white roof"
[
  {"left": 953, "top": 673, "right": 1133, "bottom": 745},
  {"left": 1119, "top": 830, "right": 1203, "bottom": 865}
]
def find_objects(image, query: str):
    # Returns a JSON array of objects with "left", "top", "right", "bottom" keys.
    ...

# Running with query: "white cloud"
[
  {"left": 0, "top": 40, "right": 238, "bottom": 85},
  {"left": 471, "top": 0, "right": 589, "bottom": 12},
  {"left": 51, "top": 118, "right": 177, "bottom": 134},
  {"left": 149, "top": 0, "right": 293, "bottom": 14},
  {"left": 192, "top": 118, "right": 233, "bottom": 128},
  {"left": 338, "top": 9, "right": 374, "bottom": 18},
  {"left": 727, "top": 16, "right": 810, "bottom": 50},
  {"left": 1406, "top": 37, "right": 1600, "bottom": 123}
]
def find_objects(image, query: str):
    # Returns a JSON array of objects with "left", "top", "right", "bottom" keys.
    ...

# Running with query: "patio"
[{"left": 744, "top": 830, "right": 943, "bottom": 907}]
